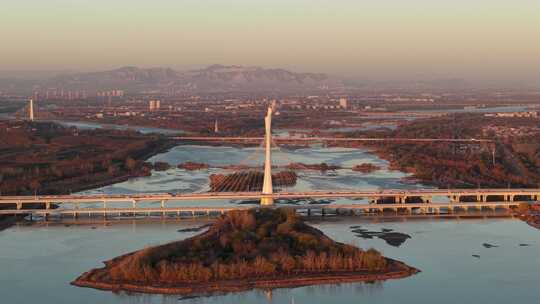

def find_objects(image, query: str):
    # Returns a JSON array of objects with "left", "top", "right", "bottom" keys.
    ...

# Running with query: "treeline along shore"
[
  {"left": 0, "top": 120, "right": 177, "bottom": 226},
  {"left": 330, "top": 113, "right": 540, "bottom": 189},
  {"left": 72, "top": 209, "right": 418, "bottom": 295}
]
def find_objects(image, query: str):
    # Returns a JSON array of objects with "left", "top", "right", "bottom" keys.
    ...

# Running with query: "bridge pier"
[
  {"left": 1, "top": 189, "right": 539, "bottom": 219},
  {"left": 160, "top": 200, "right": 166, "bottom": 218}
]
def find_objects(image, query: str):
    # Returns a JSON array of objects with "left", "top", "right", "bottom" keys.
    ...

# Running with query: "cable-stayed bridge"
[{"left": 1, "top": 106, "right": 538, "bottom": 218}]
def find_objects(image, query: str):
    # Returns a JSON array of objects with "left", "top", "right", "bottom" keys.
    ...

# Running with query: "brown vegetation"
[
  {"left": 72, "top": 209, "right": 418, "bottom": 295},
  {"left": 209, "top": 171, "right": 297, "bottom": 192},
  {"left": 286, "top": 162, "right": 341, "bottom": 171},
  {"left": 352, "top": 163, "right": 381, "bottom": 173},
  {"left": 177, "top": 162, "right": 210, "bottom": 170},
  {"left": 336, "top": 114, "right": 540, "bottom": 188},
  {"left": 0, "top": 121, "right": 174, "bottom": 195},
  {"left": 516, "top": 203, "right": 540, "bottom": 230},
  {"left": 152, "top": 162, "right": 172, "bottom": 171}
]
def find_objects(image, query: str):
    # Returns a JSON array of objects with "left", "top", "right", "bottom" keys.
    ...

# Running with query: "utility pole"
[{"left": 492, "top": 146, "right": 496, "bottom": 166}]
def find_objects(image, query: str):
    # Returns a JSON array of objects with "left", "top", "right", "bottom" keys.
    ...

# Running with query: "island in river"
[{"left": 72, "top": 209, "right": 418, "bottom": 295}]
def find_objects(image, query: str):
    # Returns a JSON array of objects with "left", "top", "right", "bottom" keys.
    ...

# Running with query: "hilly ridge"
[{"left": 42, "top": 65, "right": 341, "bottom": 93}]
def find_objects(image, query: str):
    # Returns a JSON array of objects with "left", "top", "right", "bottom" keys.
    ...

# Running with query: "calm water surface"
[
  {"left": 1, "top": 217, "right": 539, "bottom": 304},
  {"left": 54, "top": 120, "right": 188, "bottom": 135},
  {"left": 80, "top": 145, "right": 434, "bottom": 207}
]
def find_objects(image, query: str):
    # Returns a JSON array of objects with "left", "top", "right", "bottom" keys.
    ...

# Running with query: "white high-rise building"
[
  {"left": 149, "top": 100, "right": 161, "bottom": 111},
  {"left": 29, "top": 99, "right": 34, "bottom": 121},
  {"left": 339, "top": 97, "right": 348, "bottom": 109}
]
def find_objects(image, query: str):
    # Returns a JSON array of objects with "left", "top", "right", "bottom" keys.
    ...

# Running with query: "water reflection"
[
  {"left": 118, "top": 281, "right": 385, "bottom": 304},
  {"left": 3, "top": 135, "right": 539, "bottom": 303},
  {"left": 1, "top": 215, "right": 540, "bottom": 304},
  {"left": 80, "top": 145, "right": 433, "bottom": 208},
  {"left": 351, "top": 226, "right": 412, "bottom": 247},
  {"left": 53, "top": 120, "right": 189, "bottom": 135}
]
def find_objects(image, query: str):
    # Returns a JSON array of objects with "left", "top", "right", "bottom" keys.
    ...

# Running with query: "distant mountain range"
[
  {"left": 5, "top": 65, "right": 529, "bottom": 95},
  {"left": 38, "top": 65, "right": 343, "bottom": 93}
]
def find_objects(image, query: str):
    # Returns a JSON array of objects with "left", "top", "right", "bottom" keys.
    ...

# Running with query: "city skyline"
[{"left": 2, "top": 0, "right": 540, "bottom": 84}]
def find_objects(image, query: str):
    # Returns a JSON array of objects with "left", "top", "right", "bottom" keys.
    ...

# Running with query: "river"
[
  {"left": 1, "top": 144, "right": 539, "bottom": 304},
  {"left": 1, "top": 119, "right": 539, "bottom": 303},
  {"left": 1, "top": 215, "right": 539, "bottom": 304},
  {"left": 53, "top": 120, "right": 189, "bottom": 135}
]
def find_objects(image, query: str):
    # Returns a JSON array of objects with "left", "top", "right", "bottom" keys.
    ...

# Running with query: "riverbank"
[
  {"left": 0, "top": 120, "right": 177, "bottom": 195},
  {"left": 72, "top": 261, "right": 418, "bottom": 295},
  {"left": 516, "top": 204, "right": 540, "bottom": 230},
  {"left": 331, "top": 113, "right": 540, "bottom": 189},
  {"left": 71, "top": 209, "right": 419, "bottom": 296},
  {"left": 0, "top": 216, "right": 16, "bottom": 231}
]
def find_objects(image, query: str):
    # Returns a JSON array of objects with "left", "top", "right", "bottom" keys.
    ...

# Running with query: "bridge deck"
[
  {"left": 173, "top": 136, "right": 493, "bottom": 143},
  {"left": 0, "top": 189, "right": 538, "bottom": 204},
  {"left": 1, "top": 189, "right": 537, "bottom": 217},
  {"left": 0, "top": 201, "right": 526, "bottom": 216}
]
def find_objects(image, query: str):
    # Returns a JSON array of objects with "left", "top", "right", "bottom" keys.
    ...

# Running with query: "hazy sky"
[{"left": 2, "top": 0, "right": 540, "bottom": 82}]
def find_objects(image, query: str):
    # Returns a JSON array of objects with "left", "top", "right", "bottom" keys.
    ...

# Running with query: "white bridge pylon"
[{"left": 261, "top": 107, "right": 274, "bottom": 206}]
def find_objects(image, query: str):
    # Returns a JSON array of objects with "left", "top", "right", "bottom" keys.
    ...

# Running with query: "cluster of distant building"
[
  {"left": 482, "top": 125, "right": 540, "bottom": 138},
  {"left": 30, "top": 89, "right": 125, "bottom": 101},
  {"left": 97, "top": 90, "right": 125, "bottom": 98},
  {"left": 93, "top": 99, "right": 165, "bottom": 119},
  {"left": 32, "top": 89, "right": 88, "bottom": 101},
  {"left": 148, "top": 99, "right": 161, "bottom": 111},
  {"left": 484, "top": 111, "right": 538, "bottom": 118}
]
